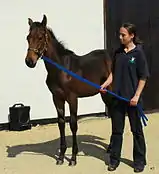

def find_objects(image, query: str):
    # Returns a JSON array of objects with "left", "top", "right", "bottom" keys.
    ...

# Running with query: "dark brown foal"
[{"left": 25, "top": 15, "right": 112, "bottom": 166}]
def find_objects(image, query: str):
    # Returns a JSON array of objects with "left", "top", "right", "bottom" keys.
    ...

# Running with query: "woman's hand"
[
  {"left": 99, "top": 73, "right": 113, "bottom": 94},
  {"left": 99, "top": 82, "right": 108, "bottom": 94},
  {"left": 130, "top": 95, "right": 140, "bottom": 106},
  {"left": 130, "top": 80, "right": 146, "bottom": 106}
]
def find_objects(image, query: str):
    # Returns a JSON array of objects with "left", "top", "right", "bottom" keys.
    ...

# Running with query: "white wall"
[{"left": 0, "top": 0, "right": 105, "bottom": 123}]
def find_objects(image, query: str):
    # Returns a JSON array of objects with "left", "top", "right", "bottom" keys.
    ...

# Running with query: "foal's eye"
[{"left": 39, "top": 37, "right": 43, "bottom": 41}]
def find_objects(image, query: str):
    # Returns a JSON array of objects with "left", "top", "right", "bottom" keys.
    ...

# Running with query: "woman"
[{"left": 100, "top": 23, "right": 149, "bottom": 172}]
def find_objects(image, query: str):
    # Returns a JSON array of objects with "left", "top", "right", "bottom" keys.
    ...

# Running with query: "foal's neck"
[
  {"left": 45, "top": 34, "right": 61, "bottom": 63},
  {"left": 43, "top": 32, "right": 62, "bottom": 75}
]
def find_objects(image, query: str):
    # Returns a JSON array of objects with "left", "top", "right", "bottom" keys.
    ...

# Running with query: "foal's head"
[{"left": 25, "top": 15, "right": 48, "bottom": 68}]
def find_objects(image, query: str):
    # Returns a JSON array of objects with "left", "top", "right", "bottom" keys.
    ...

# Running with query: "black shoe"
[
  {"left": 107, "top": 163, "right": 119, "bottom": 171},
  {"left": 134, "top": 164, "right": 145, "bottom": 173}
]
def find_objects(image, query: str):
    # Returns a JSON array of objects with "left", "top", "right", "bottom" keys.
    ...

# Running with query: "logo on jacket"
[{"left": 129, "top": 57, "right": 136, "bottom": 64}]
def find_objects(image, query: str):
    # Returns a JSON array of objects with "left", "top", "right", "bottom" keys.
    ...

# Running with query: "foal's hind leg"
[
  {"left": 100, "top": 92, "right": 112, "bottom": 117},
  {"left": 53, "top": 95, "right": 66, "bottom": 165},
  {"left": 68, "top": 94, "right": 78, "bottom": 166}
]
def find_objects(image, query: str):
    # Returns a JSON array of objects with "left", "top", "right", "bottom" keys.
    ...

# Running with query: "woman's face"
[{"left": 119, "top": 27, "right": 134, "bottom": 45}]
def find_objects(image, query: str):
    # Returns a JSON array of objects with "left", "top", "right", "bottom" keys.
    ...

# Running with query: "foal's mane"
[{"left": 47, "top": 27, "right": 74, "bottom": 56}]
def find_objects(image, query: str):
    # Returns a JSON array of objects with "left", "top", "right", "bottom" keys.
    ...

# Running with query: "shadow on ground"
[{"left": 6, "top": 134, "right": 133, "bottom": 167}]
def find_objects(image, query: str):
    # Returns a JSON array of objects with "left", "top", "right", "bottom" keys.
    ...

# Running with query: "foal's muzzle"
[
  {"left": 25, "top": 47, "right": 43, "bottom": 68},
  {"left": 25, "top": 58, "right": 36, "bottom": 68}
]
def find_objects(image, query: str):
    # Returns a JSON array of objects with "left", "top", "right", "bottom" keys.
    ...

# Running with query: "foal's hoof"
[
  {"left": 69, "top": 160, "right": 77, "bottom": 166},
  {"left": 56, "top": 159, "right": 64, "bottom": 165}
]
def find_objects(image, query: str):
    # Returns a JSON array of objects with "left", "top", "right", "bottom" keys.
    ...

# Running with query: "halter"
[{"left": 28, "top": 32, "right": 48, "bottom": 58}]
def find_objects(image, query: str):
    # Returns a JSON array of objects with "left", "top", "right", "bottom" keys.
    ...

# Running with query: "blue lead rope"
[{"left": 41, "top": 56, "right": 148, "bottom": 126}]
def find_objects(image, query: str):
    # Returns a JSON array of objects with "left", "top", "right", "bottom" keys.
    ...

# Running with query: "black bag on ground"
[{"left": 8, "top": 103, "right": 31, "bottom": 131}]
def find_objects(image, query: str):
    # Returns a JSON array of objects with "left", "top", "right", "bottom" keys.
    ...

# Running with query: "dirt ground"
[{"left": 0, "top": 113, "right": 159, "bottom": 174}]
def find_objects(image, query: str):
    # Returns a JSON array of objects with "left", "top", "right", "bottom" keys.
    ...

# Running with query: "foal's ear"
[
  {"left": 28, "top": 18, "right": 33, "bottom": 26},
  {"left": 41, "top": 14, "right": 47, "bottom": 27}
]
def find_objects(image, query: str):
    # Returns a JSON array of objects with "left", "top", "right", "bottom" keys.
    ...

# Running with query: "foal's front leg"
[
  {"left": 68, "top": 94, "right": 78, "bottom": 166},
  {"left": 53, "top": 95, "right": 66, "bottom": 165}
]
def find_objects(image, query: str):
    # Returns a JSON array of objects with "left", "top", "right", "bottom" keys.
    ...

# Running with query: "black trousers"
[{"left": 109, "top": 98, "right": 146, "bottom": 166}]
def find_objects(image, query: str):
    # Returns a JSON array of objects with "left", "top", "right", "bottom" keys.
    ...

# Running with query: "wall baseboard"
[
  {"left": 1, "top": 109, "right": 158, "bottom": 131},
  {"left": 0, "top": 112, "right": 107, "bottom": 131}
]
